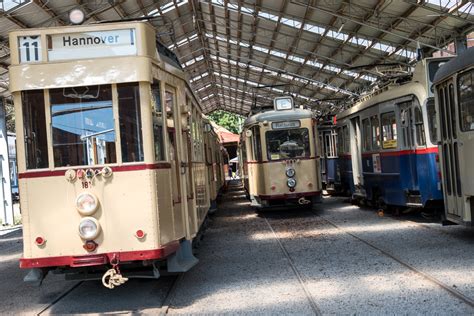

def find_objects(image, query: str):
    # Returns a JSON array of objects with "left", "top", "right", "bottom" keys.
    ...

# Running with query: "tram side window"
[
  {"left": 337, "top": 128, "right": 344, "bottom": 154},
  {"left": 414, "top": 106, "right": 426, "bottom": 146},
  {"left": 50, "top": 85, "right": 115, "bottom": 167},
  {"left": 362, "top": 118, "right": 371, "bottom": 152},
  {"left": 459, "top": 70, "right": 474, "bottom": 131},
  {"left": 381, "top": 112, "right": 397, "bottom": 149},
  {"left": 370, "top": 115, "right": 380, "bottom": 149},
  {"left": 118, "top": 83, "right": 144, "bottom": 162},
  {"left": 426, "top": 99, "right": 438, "bottom": 144},
  {"left": 22, "top": 90, "right": 49, "bottom": 169},
  {"left": 343, "top": 125, "right": 349, "bottom": 153},
  {"left": 151, "top": 81, "right": 165, "bottom": 161},
  {"left": 252, "top": 127, "right": 262, "bottom": 161}
]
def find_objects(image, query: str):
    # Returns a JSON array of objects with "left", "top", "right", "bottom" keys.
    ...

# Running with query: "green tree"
[{"left": 208, "top": 110, "right": 242, "bottom": 134}]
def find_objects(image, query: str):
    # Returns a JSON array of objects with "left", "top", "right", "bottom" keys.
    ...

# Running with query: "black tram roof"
[
  {"left": 433, "top": 47, "right": 474, "bottom": 84},
  {"left": 243, "top": 109, "right": 313, "bottom": 127}
]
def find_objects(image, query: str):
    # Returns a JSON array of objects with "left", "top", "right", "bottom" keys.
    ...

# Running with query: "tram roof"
[
  {"left": 0, "top": 0, "right": 473, "bottom": 116},
  {"left": 243, "top": 108, "right": 313, "bottom": 126},
  {"left": 433, "top": 46, "right": 474, "bottom": 84}
]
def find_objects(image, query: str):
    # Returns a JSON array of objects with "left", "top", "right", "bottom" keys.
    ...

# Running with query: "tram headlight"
[
  {"left": 78, "top": 217, "right": 101, "bottom": 240},
  {"left": 285, "top": 167, "right": 296, "bottom": 178},
  {"left": 287, "top": 178, "right": 297, "bottom": 188},
  {"left": 76, "top": 193, "right": 98, "bottom": 215}
]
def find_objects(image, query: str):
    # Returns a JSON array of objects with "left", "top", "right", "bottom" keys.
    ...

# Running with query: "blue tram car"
[{"left": 336, "top": 57, "right": 451, "bottom": 209}]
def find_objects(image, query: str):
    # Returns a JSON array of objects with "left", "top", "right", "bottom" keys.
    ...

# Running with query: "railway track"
[{"left": 311, "top": 210, "right": 474, "bottom": 309}]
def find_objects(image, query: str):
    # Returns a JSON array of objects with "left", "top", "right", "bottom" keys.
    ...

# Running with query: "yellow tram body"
[
  {"left": 240, "top": 98, "right": 322, "bottom": 209},
  {"left": 8, "top": 22, "right": 223, "bottom": 283}
]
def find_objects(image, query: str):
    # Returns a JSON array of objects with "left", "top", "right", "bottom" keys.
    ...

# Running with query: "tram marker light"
[
  {"left": 35, "top": 236, "right": 45, "bottom": 246},
  {"left": 83, "top": 240, "right": 98, "bottom": 252},
  {"left": 135, "top": 230, "right": 146, "bottom": 239}
]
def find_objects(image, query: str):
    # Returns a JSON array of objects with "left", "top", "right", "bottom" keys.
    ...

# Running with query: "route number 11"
[{"left": 18, "top": 36, "right": 42, "bottom": 63}]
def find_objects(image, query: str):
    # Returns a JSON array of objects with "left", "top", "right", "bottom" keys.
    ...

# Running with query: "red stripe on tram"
[
  {"left": 18, "top": 163, "right": 172, "bottom": 179},
  {"left": 362, "top": 147, "right": 438, "bottom": 157},
  {"left": 19, "top": 241, "right": 180, "bottom": 269}
]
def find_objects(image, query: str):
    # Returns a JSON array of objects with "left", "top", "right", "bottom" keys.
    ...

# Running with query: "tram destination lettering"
[
  {"left": 47, "top": 29, "right": 136, "bottom": 61},
  {"left": 271, "top": 121, "right": 301, "bottom": 129}
]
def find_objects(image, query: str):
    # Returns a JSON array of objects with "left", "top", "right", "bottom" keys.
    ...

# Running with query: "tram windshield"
[
  {"left": 50, "top": 85, "right": 116, "bottom": 167},
  {"left": 266, "top": 128, "right": 310, "bottom": 160}
]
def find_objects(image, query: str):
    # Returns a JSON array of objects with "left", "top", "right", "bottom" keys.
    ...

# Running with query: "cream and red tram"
[
  {"left": 433, "top": 47, "right": 474, "bottom": 226},
  {"left": 9, "top": 22, "right": 223, "bottom": 287},
  {"left": 240, "top": 97, "right": 322, "bottom": 209}
]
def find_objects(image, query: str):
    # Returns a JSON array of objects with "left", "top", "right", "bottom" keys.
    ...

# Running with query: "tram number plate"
[
  {"left": 81, "top": 181, "right": 92, "bottom": 189},
  {"left": 272, "top": 121, "right": 300, "bottom": 129},
  {"left": 18, "top": 36, "right": 42, "bottom": 63}
]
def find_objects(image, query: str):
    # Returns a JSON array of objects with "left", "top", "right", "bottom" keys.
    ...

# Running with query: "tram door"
[
  {"left": 183, "top": 100, "right": 197, "bottom": 235},
  {"left": 438, "top": 82, "right": 463, "bottom": 218},
  {"left": 166, "top": 89, "right": 185, "bottom": 238},
  {"left": 319, "top": 133, "right": 326, "bottom": 183},
  {"left": 350, "top": 117, "right": 363, "bottom": 188},
  {"left": 399, "top": 101, "right": 417, "bottom": 188}
]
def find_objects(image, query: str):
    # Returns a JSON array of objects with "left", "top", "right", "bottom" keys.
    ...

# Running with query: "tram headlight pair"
[
  {"left": 76, "top": 193, "right": 101, "bottom": 240},
  {"left": 287, "top": 178, "right": 297, "bottom": 188}
]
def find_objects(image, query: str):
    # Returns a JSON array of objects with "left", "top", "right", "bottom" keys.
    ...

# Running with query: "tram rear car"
[
  {"left": 433, "top": 47, "right": 474, "bottom": 226},
  {"left": 9, "top": 22, "right": 222, "bottom": 286},
  {"left": 317, "top": 118, "right": 339, "bottom": 193},
  {"left": 336, "top": 57, "right": 450, "bottom": 209},
  {"left": 241, "top": 97, "right": 322, "bottom": 209}
]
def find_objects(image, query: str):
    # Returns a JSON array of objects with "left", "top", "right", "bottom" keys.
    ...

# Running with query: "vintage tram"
[
  {"left": 9, "top": 21, "right": 224, "bottom": 287},
  {"left": 336, "top": 57, "right": 451, "bottom": 209},
  {"left": 240, "top": 96, "right": 322, "bottom": 209},
  {"left": 433, "top": 47, "right": 474, "bottom": 226}
]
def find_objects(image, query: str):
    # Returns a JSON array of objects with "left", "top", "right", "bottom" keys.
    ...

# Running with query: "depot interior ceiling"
[{"left": 0, "top": 0, "right": 473, "bottom": 116}]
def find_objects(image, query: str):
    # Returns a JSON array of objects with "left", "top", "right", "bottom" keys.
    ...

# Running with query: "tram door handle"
[{"left": 180, "top": 161, "right": 187, "bottom": 174}]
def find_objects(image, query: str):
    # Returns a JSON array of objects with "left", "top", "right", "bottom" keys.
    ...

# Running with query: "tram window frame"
[
  {"left": 337, "top": 127, "right": 344, "bottom": 154},
  {"left": 414, "top": 106, "right": 426, "bottom": 147},
  {"left": 343, "top": 125, "right": 349, "bottom": 153},
  {"left": 22, "top": 90, "right": 49, "bottom": 169},
  {"left": 118, "top": 83, "right": 144, "bottom": 163},
  {"left": 381, "top": 111, "right": 398, "bottom": 149},
  {"left": 362, "top": 118, "right": 371, "bottom": 152},
  {"left": 458, "top": 69, "right": 474, "bottom": 132},
  {"left": 50, "top": 85, "right": 116, "bottom": 167},
  {"left": 151, "top": 80, "right": 166, "bottom": 161},
  {"left": 266, "top": 128, "right": 310, "bottom": 161},
  {"left": 252, "top": 126, "right": 262, "bottom": 161},
  {"left": 426, "top": 98, "right": 438, "bottom": 144},
  {"left": 370, "top": 115, "right": 380, "bottom": 150}
]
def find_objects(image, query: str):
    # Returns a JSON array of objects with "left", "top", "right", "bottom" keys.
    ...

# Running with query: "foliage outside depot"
[{"left": 207, "top": 110, "right": 243, "bottom": 134}]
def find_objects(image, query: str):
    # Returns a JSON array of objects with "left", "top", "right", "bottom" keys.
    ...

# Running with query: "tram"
[
  {"left": 317, "top": 117, "right": 339, "bottom": 193},
  {"left": 9, "top": 21, "right": 224, "bottom": 287},
  {"left": 336, "top": 57, "right": 451, "bottom": 209},
  {"left": 433, "top": 47, "right": 474, "bottom": 226},
  {"left": 240, "top": 96, "right": 322, "bottom": 209}
]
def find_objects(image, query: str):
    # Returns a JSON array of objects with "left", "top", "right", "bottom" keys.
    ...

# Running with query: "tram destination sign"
[
  {"left": 47, "top": 29, "right": 136, "bottom": 61},
  {"left": 271, "top": 121, "right": 301, "bottom": 129}
]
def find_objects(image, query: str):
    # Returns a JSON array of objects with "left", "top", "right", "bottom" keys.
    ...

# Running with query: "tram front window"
[
  {"left": 50, "top": 85, "right": 116, "bottom": 167},
  {"left": 266, "top": 128, "right": 310, "bottom": 160}
]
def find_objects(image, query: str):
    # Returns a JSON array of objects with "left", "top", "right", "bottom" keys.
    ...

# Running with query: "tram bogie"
[
  {"left": 433, "top": 47, "right": 474, "bottom": 226},
  {"left": 9, "top": 22, "right": 224, "bottom": 286},
  {"left": 336, "top": 57, "right": 451, "bottom": 210},
  {"left": 240, "top": 97, "right": 322, "bottom": 209}
]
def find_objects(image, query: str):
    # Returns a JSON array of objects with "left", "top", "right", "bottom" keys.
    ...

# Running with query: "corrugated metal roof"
[{"left": 0, "top": 0, "right": 473, "bottom": 116}]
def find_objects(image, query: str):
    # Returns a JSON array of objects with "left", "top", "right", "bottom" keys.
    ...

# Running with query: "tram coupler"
[{"left": 167, "top": 240, "right": 198, "bottom": 273}]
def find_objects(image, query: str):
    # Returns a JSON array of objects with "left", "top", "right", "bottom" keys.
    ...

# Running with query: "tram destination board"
[{"left": 271, "top": 121, "right": 301, "bottom": 129}]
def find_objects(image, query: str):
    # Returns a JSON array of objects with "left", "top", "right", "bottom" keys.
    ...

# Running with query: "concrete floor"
[{"left": 1, "top": 182, "right": 473, "bottom": 314}]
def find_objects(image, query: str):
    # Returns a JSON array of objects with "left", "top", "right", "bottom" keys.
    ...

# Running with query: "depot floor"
[{"left": 1, "top": 181, "right": 474, "bottom": 314}]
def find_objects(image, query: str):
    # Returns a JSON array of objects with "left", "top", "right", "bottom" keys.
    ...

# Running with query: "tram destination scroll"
[{"left": 47, "top": 29, "right": 136, "bottom": 61}]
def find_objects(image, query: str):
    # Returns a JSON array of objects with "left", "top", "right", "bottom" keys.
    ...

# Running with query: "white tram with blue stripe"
[{"left": 336, "top": 57, "right": 451, "bottom": 209}]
